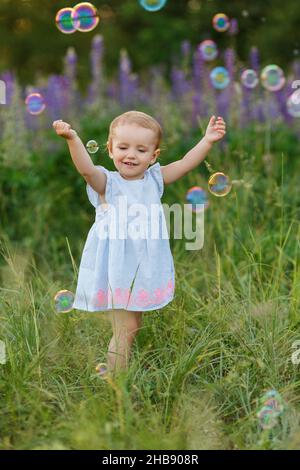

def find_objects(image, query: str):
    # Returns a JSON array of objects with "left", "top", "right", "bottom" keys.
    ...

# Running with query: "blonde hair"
[{"left": 106, "top": 110, "right": 162, "bottom": 152}]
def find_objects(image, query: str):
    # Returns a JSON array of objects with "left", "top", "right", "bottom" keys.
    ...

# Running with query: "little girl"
[{"left": 53, "top": 110, "right": 226, "bottom": 377}]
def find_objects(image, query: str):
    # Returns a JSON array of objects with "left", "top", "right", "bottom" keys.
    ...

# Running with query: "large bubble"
[
  {"left": 25, "top": 93, "right": 46, "bottom": 115},
  {"left": 55, "top": 7, "right": 79, "bottom": 34},
  {"left": 241, "top": 69, "right": 259, "bottom": 89},
  {"left": 139, "top": 0, "right": 167, "bottom": 12},
  {"left": 185, "top": 186, "right": 209, "bottom": 212},
  {"left": 199, "top": 40, "right": 218, "bottom": 62},
  {"left": 260, "top": 65, "right": 286, "bottom": 91},
  {"left": 208, "top": 172, "right": 232, "bottom": 197},
  {"left": 210, "top": 66, "right": 230, "bottom": 90},
  {"left": 212, "top": 13, "right": 230, "bottom": 32},
  {"left": 54, "top": 290, "right": 75, "bottom": 313},
  {"left": 72, "top": 2, "right": 100, "bottom": 33},
  {"left": 287, "top": 91, "right": 300, "bottom": 117}
]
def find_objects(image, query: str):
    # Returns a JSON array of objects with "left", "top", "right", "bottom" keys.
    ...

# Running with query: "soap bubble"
[
  {"left": 72, "top": 2, "right": 99, "bottom": 32},
  {"left": 257, "top": 406, "right": 278, "bottom": 430},
  {"left": 86, "top": 140, "right": 99, "bottom": 154},
  {"left": 241, "top": 69, "right": 259, "bottom": 89},
  {"left": 199, "top": 40, "right": 218, "bottom": 62},
  {"left": 95, "top": 362, "right": 109, "bottom": 377},
  {"left": 25, "top": 93, "right": 46, "bottom": 115},
  {"left": 54, "top": 290, "right": 75, "bottom": 313},
  {"left": 212, "top": 13, "right": 230, "bottom": 32},
  {"left": 139, "top": 0, "right": 167, "bottom": 12},
  {"left": 260, "top": 390, "right": 284, "bottom": 416},
  {"left": 185, "top": 186, "right": 209, "bottom": 212},
  {"left": 287, "top": 92, "right": 300, "bottom": 117},
  {"left": 208, "top": 172, "right": 232, "bottom": 197},
  {"left": 260, "top": 65, "right": 286, "bottom": 91},
  {"left": 210, "top": 66, "right": 230, "bottom": 90},
  {"left": 55, "top": 7, "right": 79, "bottom": 34}
]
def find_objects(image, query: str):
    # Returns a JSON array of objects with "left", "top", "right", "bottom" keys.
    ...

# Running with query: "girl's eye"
[
  {"left": 119, "top": 147, "right": 127, "bottom": 150},
  {"left": 139, "top": 149, "right": 146, "bottom": 153}
]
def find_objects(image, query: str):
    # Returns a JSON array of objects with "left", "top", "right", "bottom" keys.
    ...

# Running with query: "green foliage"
[
  {"left": 1, "top": 0, "right": 300, "bottom": 85},
  {"left": 0, "top": 82, "right": 30, "bottom": 168}
]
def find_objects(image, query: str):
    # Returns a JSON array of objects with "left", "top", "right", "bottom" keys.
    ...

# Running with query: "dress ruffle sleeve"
[
  {"left": 148, "top": 162, "right": 164, "bottom": 198},
  {"left": 86, "top": 165, "right": 111, "bottom": 208}
]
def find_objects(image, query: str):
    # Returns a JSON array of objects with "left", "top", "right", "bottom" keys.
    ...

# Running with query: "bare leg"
[{"left": 107, "top": 309, "right": 143, "bottom": 374}]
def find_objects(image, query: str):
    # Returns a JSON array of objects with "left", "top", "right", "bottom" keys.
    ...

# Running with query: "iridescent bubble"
[
  {"left": 86, "top": 140, "right": 99, "bottom": 154},
  {"left": 185, "top": 186, "right": 209, "bottom": 213},
  {"left": 260, "top": 64, "right": 286, "bottom": 92},
  {"left": 260, "top": 390, "right": 284, "bottom": 416},
  {"left": 95, "top": 362, "right": 109, "bottom": 377},
  {"left": 257, "top": 406, "right": 278, "bottom": 430},
  {"left": 72, "top": 2, "right": 99, "bottom": 32},
  {"left": 208, "top": 172, "right": 232, "bottom": 197},
  {"left": 25, "top": 93, "right": 46, "bottom": 115},
  {"left": 54, "top": 290, "right": 75, "bottom": 313},
  {"left": 241, "top": 69, "right": 259, "bottom": 89},
  {"left": 212, "top": 13, "right": 230, "bottom": 32},
  {"left": 139, "top": 0, "right": 167, "bottom": 12},
  {"left": 55, "top": 7, "right": 79, "bottom": 34},
  {"left": 287, "top": 92, "right": 300, "bottom": 117},
  {"left": 210, "top": 66, "right": 230, "bottom": 90},
  {"left": 199, "top": 40, "right": 218, "bottom": 62}
]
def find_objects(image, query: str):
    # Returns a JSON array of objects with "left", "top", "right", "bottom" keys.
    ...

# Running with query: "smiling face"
[{"left": 108, "top": 123, "right": 160, "bottom": 180}]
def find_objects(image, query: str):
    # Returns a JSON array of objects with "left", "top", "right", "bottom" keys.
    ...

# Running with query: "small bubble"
[{"left": 86, "top": 140, "right": 99, "bottom": 154}]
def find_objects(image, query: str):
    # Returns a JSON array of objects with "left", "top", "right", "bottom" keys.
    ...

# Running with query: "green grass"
[{"left": 1, "top": 121, "right": 300, "bottom": 450}]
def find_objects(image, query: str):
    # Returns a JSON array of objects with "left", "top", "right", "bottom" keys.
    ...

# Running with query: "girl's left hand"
[{"left": 205, "top": 115, "right": 226, "bottom": 144}]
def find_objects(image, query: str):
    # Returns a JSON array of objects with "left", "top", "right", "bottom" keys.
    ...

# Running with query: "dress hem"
[{"left": 72, "top": 294, "right": 175, "bottom": 313}]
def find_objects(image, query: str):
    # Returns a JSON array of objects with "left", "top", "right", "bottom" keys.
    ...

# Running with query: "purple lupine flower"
[
  {"left": 171, "top": 66, "right": 190, "bottom": 99},
  {"left": 119, "top": 48, "right": 132, "bottom": 106},
  {"left": 127, "top": 73, "right": 139, "bottom": 106},
  {"left": 224, "top": 48, "right": 235, "bottom": 82},
  {"left": 107, "top": 81, "right": 118, "bottom": 102},
  {"left": 192, "top": 45, "right": 209, "bottom": 119},
  {"left": 228, "top": 18, "right": 239, "bottom": 36},
  {"left": 250, "top": 46, "right": 260, "bottom": 73},
  {"left": 274, "top": 88, "right": 293, "bottom": 124},
  {"left": 219, "top": 48, "right": 235, "bottom": 120},
  {"left": 192, "top": 46, "right": 206, "bottom": 93},
  {"left": 88, "top": 34, "right": 104, "bottom": 104},
  {"left": 64, "top": 47, "right": 77, "bottom": 83},
  {"left": 45, "top": 75, "right": 70, "bottom": 121}
]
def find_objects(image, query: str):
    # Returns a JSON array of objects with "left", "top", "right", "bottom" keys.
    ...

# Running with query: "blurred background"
[{"left": 0, "top": 0, "right": 300, "bottom": 85}]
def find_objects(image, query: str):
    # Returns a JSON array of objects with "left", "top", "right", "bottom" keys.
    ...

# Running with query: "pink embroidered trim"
[{"left": 92, "top": 279, "right": 175, "bottom": 308}]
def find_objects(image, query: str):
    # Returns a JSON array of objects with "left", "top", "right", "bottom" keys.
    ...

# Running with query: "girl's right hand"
[{"left": 52, "top": 120, "right": 78, "bottom": 140}]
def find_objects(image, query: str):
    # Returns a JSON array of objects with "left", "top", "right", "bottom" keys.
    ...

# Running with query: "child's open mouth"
[{"left": 123, "top": 162, "right": 137, "bottom": 167}]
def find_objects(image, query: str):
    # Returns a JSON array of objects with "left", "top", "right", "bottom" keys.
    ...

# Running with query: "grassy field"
[{"left": 1, "top": 121, "right": 300, "bottom": 450}]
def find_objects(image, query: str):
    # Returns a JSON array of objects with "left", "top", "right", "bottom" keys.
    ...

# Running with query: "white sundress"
[{"left": 72, "top": 162, "right": 175, "bottom": 312}]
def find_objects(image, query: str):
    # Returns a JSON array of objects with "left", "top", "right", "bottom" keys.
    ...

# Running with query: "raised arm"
[
  {"left": 53, "top": 120, "right": 107, "bottom": 196},
  {"left": 161, "top": 116, "right": 226, "bottom": 185}
]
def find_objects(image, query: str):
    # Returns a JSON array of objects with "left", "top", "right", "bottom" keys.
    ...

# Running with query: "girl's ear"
[
  {"left": 154, "top": 148, "right": 160, "bottom": 158},
  {"left": 107, "top": 141, "right": 113, "bottom": 159}
]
